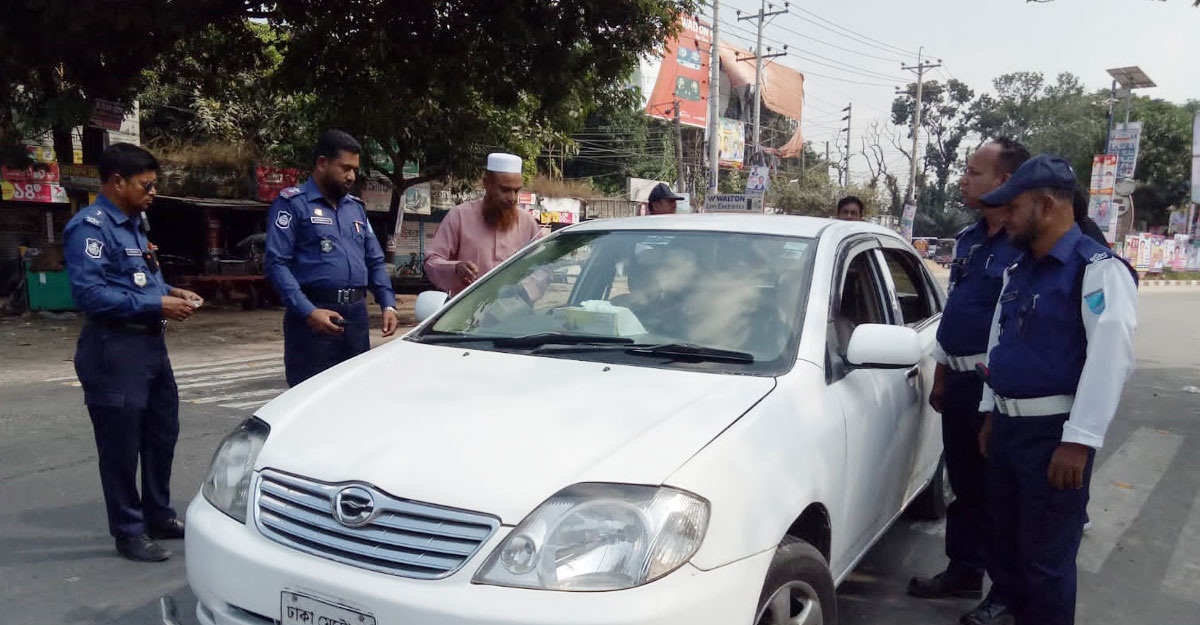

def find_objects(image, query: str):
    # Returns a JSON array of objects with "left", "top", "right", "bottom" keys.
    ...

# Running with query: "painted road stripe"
[
  {"left": 1162, "top": 488, "right": 1200, "bottom": 603},
  {"left": 187, "top": 388, "right": 287, "bottom": 404},
  {"left": 171, "top": 354, "right": 277, "bottom": 372},
  {"left": 1078, "top": 427, "right": 1182, "bottom": 574},
  {"left": 172, "top": 360, "right": 282, "bottom": 379},
  {"left": 219, "top": 399, "right": 274, "bottom": 410},
  {"left": 176, "top": 370, "right": 284, "bottom": 390}
]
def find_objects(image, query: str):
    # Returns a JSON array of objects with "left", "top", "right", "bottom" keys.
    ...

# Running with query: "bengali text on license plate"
[{"left": 281, "top": 591, "right": 376, "bottom": 625}]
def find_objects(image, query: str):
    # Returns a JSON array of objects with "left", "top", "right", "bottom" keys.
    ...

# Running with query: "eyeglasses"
[{"left": 139, "top": 180, "right": 158, "bottom": 193}]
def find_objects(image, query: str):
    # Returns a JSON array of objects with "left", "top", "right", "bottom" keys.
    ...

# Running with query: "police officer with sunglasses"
[{"left": 63, "top": 143, "right": 203, "bottom": 562}]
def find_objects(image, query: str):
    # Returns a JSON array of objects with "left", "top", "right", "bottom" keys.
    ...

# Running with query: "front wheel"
[{"left": 754, "top": 537, "right": 837, "bottom": 625}]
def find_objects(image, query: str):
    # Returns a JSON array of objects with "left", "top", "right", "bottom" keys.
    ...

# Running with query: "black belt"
[
  {"left": 302, "top": 286, "right": 367, "bottom": 305},
  {"left": 88, "top": 317, "right": 167, "bottom": 336}
]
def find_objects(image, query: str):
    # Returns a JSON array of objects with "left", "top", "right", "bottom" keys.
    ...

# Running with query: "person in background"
[
  {"left": 265, "top": 129, "right": 398, "bottom": 387},
  {"left": 646, "top": 182, "right": 685, "bottom": 215},
  {"left": 835, "top": 196, "right": 864, "bottom": 221},
  {"left": 424, "top": 153, "right": 542, "bottom": 295},
  {"left": 64, "top": 143, "right": 203, "bottom": 562},
  {"left": 1072, "top": 187, "right": 1111, "bottom": 246}
]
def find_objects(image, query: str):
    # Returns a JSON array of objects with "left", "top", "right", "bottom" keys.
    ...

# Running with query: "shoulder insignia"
[
  {"left": 84, "top": 215, "right": 102, "bottom": 226},
  {"left": 85, "top": 238, "right": 104, "bottom": 259},
  {"left": 279, "top": 186, "right": 302, "bottom": 199},
  {"left": 1084, "top": 289, "right": 1106, "bottom": 315},
  {"left": 1088, "top": 251, "right": 1110, "bottom": 263},
  {"left": 275, "top": 211, "right": 292, "bottom": 229}
]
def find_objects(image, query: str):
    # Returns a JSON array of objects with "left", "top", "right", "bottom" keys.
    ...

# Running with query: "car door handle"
[{"left": 905, "top": 366, "right": 920, "bottom": 380}]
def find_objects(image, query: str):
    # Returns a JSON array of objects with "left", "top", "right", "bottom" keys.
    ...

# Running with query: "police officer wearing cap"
[
  {"left": 908, "top": 139, "right": 1029, "bottom": 625},
  {"left": 265, "top": 130, "right": 398, "bottom": 387},
  {"left": 646, "top": 182, "right": 684, "bottom": 215},
  {"left": 64, "top": 143, "right": 203, "bottom": 562},
  {"left": 977, "top": 154, "right": 1138, "bottom": 625}
]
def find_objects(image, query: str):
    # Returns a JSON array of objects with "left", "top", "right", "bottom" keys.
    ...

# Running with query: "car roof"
[{"left": 566, "top": 213, "right": 905, "bottom": 243}]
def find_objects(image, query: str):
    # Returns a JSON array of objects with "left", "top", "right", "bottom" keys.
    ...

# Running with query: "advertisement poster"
[
  {"left": 718, "top": 118, "right": 746, "bottom": 169},
  {"left": 255, "top": 165, "right": 301, "bottom": 202},
  {"left": 1088, "top": 154, "right": 1119, "bottom": 242},
  {"left": 1107, "top": 121, "right": 1143, "bottom": 180},
  {"left": 708, "top": 193, "right": 762, "bottom": 213},
  {"left": 1187, "top": 238, "right": 1200, "bottom": 271},
  {"left": 1148, "top": 234, "right": 1166, "bottom": 274},
  {"left": 641, "top": 15, "right": 711, "bottom": 128},
  {"left": 1172, "top": 235, "right": 1190, "bottom": 271},
  {"left": 746, "top": 165, "right": 770, "bottom": 195},
  {"left": 900, "top": 203, "right": 918, "bottom": 240},
  {"left": 1123, "top": 234, "right": 1141, "bottom": 266}
]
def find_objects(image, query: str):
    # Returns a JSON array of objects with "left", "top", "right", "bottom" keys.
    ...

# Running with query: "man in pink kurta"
[{"left": 424, "top": 153, "right": 542, "bottom": 295}]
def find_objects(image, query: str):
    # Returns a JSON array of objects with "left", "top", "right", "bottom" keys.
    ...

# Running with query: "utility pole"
[
  {"left": 841, "top": 103, "right": 852, "bottom": 187},
  {"left": 707, "top": 0, "right": 721, "bottom": 197},
  {"left": 900, "top": 48, "right": 941, "bottom": 205},
  {"left": 738, "top": 1, "right": 788, "bottom": 160},
  {"left": 674, "top": 99, "right": 685, "bottom": 193}
]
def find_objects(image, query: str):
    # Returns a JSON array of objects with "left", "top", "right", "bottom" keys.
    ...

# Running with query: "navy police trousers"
[
  {"left": 74, "top": 323, "right": 179, "bottom": 538},
  {"left": 283, "top": 300, "right": 370, "bottom": 387},
  {"left": 987, "top": 412, "right": 1094, "bottom": 625}
]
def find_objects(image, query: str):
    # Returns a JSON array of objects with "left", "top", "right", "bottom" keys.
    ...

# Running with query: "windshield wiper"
[
  {"left": 414, "top": 332, "right": 633, "bottom": 348},
  {"left": 534, "top": 341, "right": 755, "bottom": 364}
]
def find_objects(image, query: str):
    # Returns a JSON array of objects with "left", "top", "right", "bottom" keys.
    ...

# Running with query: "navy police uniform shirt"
[
  {"left": 264, "top": 178, "right": 395, "bottom": 317},
  {"left": 935, "top": 220, "right": 1022, "bottom": 360},
  {"left": 63, "top": 195, "right": 170, "bottom": 321},
  {"left": 980, "top": 225, "right": 1138, "bottom": 449}
]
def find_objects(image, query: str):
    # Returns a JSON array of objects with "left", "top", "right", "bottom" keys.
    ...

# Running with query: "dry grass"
[{"left": 523, "top": 175, "right": 597, "bottom": 198}]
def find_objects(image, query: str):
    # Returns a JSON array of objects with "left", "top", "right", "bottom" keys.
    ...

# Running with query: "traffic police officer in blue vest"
[
  {"left": 265, "top": 130, "right": 398, "bottom": 387},
  {"left": 977, "top": 154, "right": 1138, "bottom": 625},
  {"left": 908, "top": 138, "right": 1028, "bottom": 625},
  {"left": 64, "top": 143, "right": 203, "bottom": 562}
]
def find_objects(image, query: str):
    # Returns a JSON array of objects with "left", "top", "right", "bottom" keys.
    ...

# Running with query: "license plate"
[{"left": 281, "top": 591, "right": 376, "bottom": 625}]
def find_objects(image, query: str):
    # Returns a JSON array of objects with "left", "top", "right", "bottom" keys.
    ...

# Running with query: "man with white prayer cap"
[{"left": 424, "top": 152, "right": 543, "bottom": 295}]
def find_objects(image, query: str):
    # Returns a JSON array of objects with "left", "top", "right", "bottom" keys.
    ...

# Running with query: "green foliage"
[{"left": 892, "top": 79, "right": 976, "bottom": 218}]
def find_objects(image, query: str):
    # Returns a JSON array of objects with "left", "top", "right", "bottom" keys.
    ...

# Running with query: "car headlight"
[
  {"left": 474, "top": 483, "right": 709, "bottom": 591},
  {"left": 201, "top": 417, "right": 269, "bottom": 523}
]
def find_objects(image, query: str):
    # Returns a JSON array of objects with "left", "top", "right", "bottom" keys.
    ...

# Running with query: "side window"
[
  {"left": 831, "top": 249, "right": 889, "bottom": 359},
  {"left": 881, "top": 248, "right": 936, "bottom": 326}
]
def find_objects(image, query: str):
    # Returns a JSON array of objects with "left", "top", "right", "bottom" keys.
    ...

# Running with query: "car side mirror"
[
  {"left": 414, "top": 290, "right": 448, "bottom": 322},
  {"left": 846, "top": 323, "right": 922, "bottom": 368}
]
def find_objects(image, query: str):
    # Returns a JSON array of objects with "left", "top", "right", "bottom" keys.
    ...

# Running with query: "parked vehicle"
[{"left": 186, "top": 214, "right": 948, "bottom": 625}]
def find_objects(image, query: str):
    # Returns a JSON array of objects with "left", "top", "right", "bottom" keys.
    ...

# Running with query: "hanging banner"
[
  {"left": 900, "top": 203, "right": 918, "bottom": 240},
  {"left": 1088, "top": 154, "right": 1119, "bottom": 242},
  {"left": 746, "top": 165, "right": 770, "bottom": 195},
  {"left": 718, "top": 118, "right": 746, "bottom": 169},
  {"left": 638, "top": 15, "right": 711, "bottom": 128},
  {"left": 89, "top": 99, "right": 126, "bottom": 131},
  {"left": 1107, "top": 121, "right": 1142, "bottom": 181}
]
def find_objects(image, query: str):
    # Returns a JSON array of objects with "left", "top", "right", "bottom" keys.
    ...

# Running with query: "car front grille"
[{"left": 254, "top": 470, "right": 500, "bottom": 579}]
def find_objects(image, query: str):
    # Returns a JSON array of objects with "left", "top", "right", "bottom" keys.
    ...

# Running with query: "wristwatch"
[{"left": 384, "top": 306, "right": 398, "bottom": 314}]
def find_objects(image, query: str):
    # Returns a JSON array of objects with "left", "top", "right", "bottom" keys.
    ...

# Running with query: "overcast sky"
[{"left": 715, "top": 0, "right": 1199, "bottom": 180}]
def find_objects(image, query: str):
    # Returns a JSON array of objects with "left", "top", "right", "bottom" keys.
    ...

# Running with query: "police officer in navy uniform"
[
  {"left": 977, "top": 154, "right": 1138, "bottom": 625},
  {"left": 908, "top": 138, "right": 1028, "bottom": 625},
  {"left": 64, "top": 143, "right": 202, "bottom": 562},
  {"left": 265, "top": 130, "right": 398, "bottom": 387}
]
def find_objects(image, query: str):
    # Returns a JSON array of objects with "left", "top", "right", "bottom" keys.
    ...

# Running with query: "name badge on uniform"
[
  {"left": 125, "top": 248, "right": 142, "bottom": 257},
  {"left": 320, "top": 238, "right": 333, "bottom": 253},
  {"left": 133, "top": 271, "right": 147, "bottom": 287},
  {"left": 311, "top": 216, "right": 334, "bottom": 225}
]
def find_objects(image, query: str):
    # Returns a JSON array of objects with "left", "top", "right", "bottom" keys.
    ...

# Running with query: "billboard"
[
  {"left": 718, "top": 118, "right": 745, "bottom": 169},
  {"left": 639, "top": 16, "right": 711, "bottom": 128},
  {"left": 708, "top": 193, "right": 763, "bottom": 213},
  {"left": 1107, "top": 121, "right": 1142, "bottom": 181},
  {"left": 1088, "top": 154, "right": 1119, "bottom": 243}
]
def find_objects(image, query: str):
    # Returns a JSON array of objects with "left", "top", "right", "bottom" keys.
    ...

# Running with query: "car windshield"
[{"left": 413, "top": 229, "right": 816, "bottom": 376}]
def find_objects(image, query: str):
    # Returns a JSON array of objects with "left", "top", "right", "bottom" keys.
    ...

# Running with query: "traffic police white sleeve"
[
  {"left": 931, "top": 341, "right": 949, "bottom": 366},
  {"left": 977, "top": 266, "right": 1009, "bottom": 413},
  {"left": 1063, "top": 258, "right": 1138, "bottom": 448}
]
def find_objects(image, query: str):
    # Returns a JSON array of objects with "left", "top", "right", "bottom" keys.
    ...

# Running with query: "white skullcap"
[{"left": 486, "top": 152, "right": 523, "bottom": 174}]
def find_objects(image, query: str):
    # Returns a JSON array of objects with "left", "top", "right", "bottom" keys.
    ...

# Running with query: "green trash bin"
[{"left": 25, "top": 265, "right": 77, "bottom": 311}]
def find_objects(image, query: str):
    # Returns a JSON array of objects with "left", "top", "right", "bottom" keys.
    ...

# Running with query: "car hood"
[{"left": 253, "top": 340, "right": 776, "bottom": 523}]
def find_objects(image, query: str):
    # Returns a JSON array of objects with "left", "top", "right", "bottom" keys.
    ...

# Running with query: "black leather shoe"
[
  {"left": 115, "top": 534, "right": 171, "bottom": 562},
  {"left": 907, "top": 569, "right": 983, "bottom": 599},
  {"left": 960, "top": 596, "right": 1015, "bottom": 625},
  {"left": 148, "top": 517, "right": 185, "bottom": 540}
]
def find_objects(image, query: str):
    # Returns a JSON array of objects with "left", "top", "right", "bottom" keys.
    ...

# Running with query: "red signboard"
[
  {"left": 255, "top": 165, "right": 302, "bottom": 202},
  {"left": 1, "top": 160, "right": 60, "bottom": 184},
  {"left": 1, "top": 181, "right": 69, "bottom": 203},
  {"left": 645, "top": 16, "right": 712, "bottom": 129}
]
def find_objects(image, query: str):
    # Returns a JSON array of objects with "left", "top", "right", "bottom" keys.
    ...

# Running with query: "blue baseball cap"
[{"left": 980, "top": 154, "right": 1077, "bottom": 207}]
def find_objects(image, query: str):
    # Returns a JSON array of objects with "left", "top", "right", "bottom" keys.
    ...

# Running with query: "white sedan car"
[{"left": 186, "top": 214, "right": 949, "bottom": 625}]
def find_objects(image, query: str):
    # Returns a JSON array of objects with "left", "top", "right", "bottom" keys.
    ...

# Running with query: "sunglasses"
[{"left": 120, "top": 176, "right": 157, "bottom": 193}]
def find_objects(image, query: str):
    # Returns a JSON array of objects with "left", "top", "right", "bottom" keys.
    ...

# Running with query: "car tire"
[
  {"left": 908, "top": 454, "right": 952, "bottom": 520},
  {"left": 754, "top": 537, "right": 838, "bottom": 625}
]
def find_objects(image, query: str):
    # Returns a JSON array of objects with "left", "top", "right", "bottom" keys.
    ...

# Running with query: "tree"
[
  {"left": 561, "top": 98, "right": 676, "bottom": 196},
  {"left": 0, "top": 1, "right": 253, "bottom": 168},
  {"left": 859, "top": 120, "right": 904, "bottom": 215},
  {"left": 266, "top": 0, "right": 695, "bottom": 231}
]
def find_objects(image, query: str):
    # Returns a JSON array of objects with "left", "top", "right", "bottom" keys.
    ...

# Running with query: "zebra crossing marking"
[{"left": 1078, "top": 427, "right": 1183, "bottom": 574}]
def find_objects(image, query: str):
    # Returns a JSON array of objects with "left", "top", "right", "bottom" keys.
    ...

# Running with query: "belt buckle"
[
  {"left": 158, "top": 320, "right": 168, "bottom": 336},
  {"left": 996, "top": 396, "right": 1010, "bottom": 416},
  {"left": 337, "top": 289, "right": 350, "bottom": 304}
]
